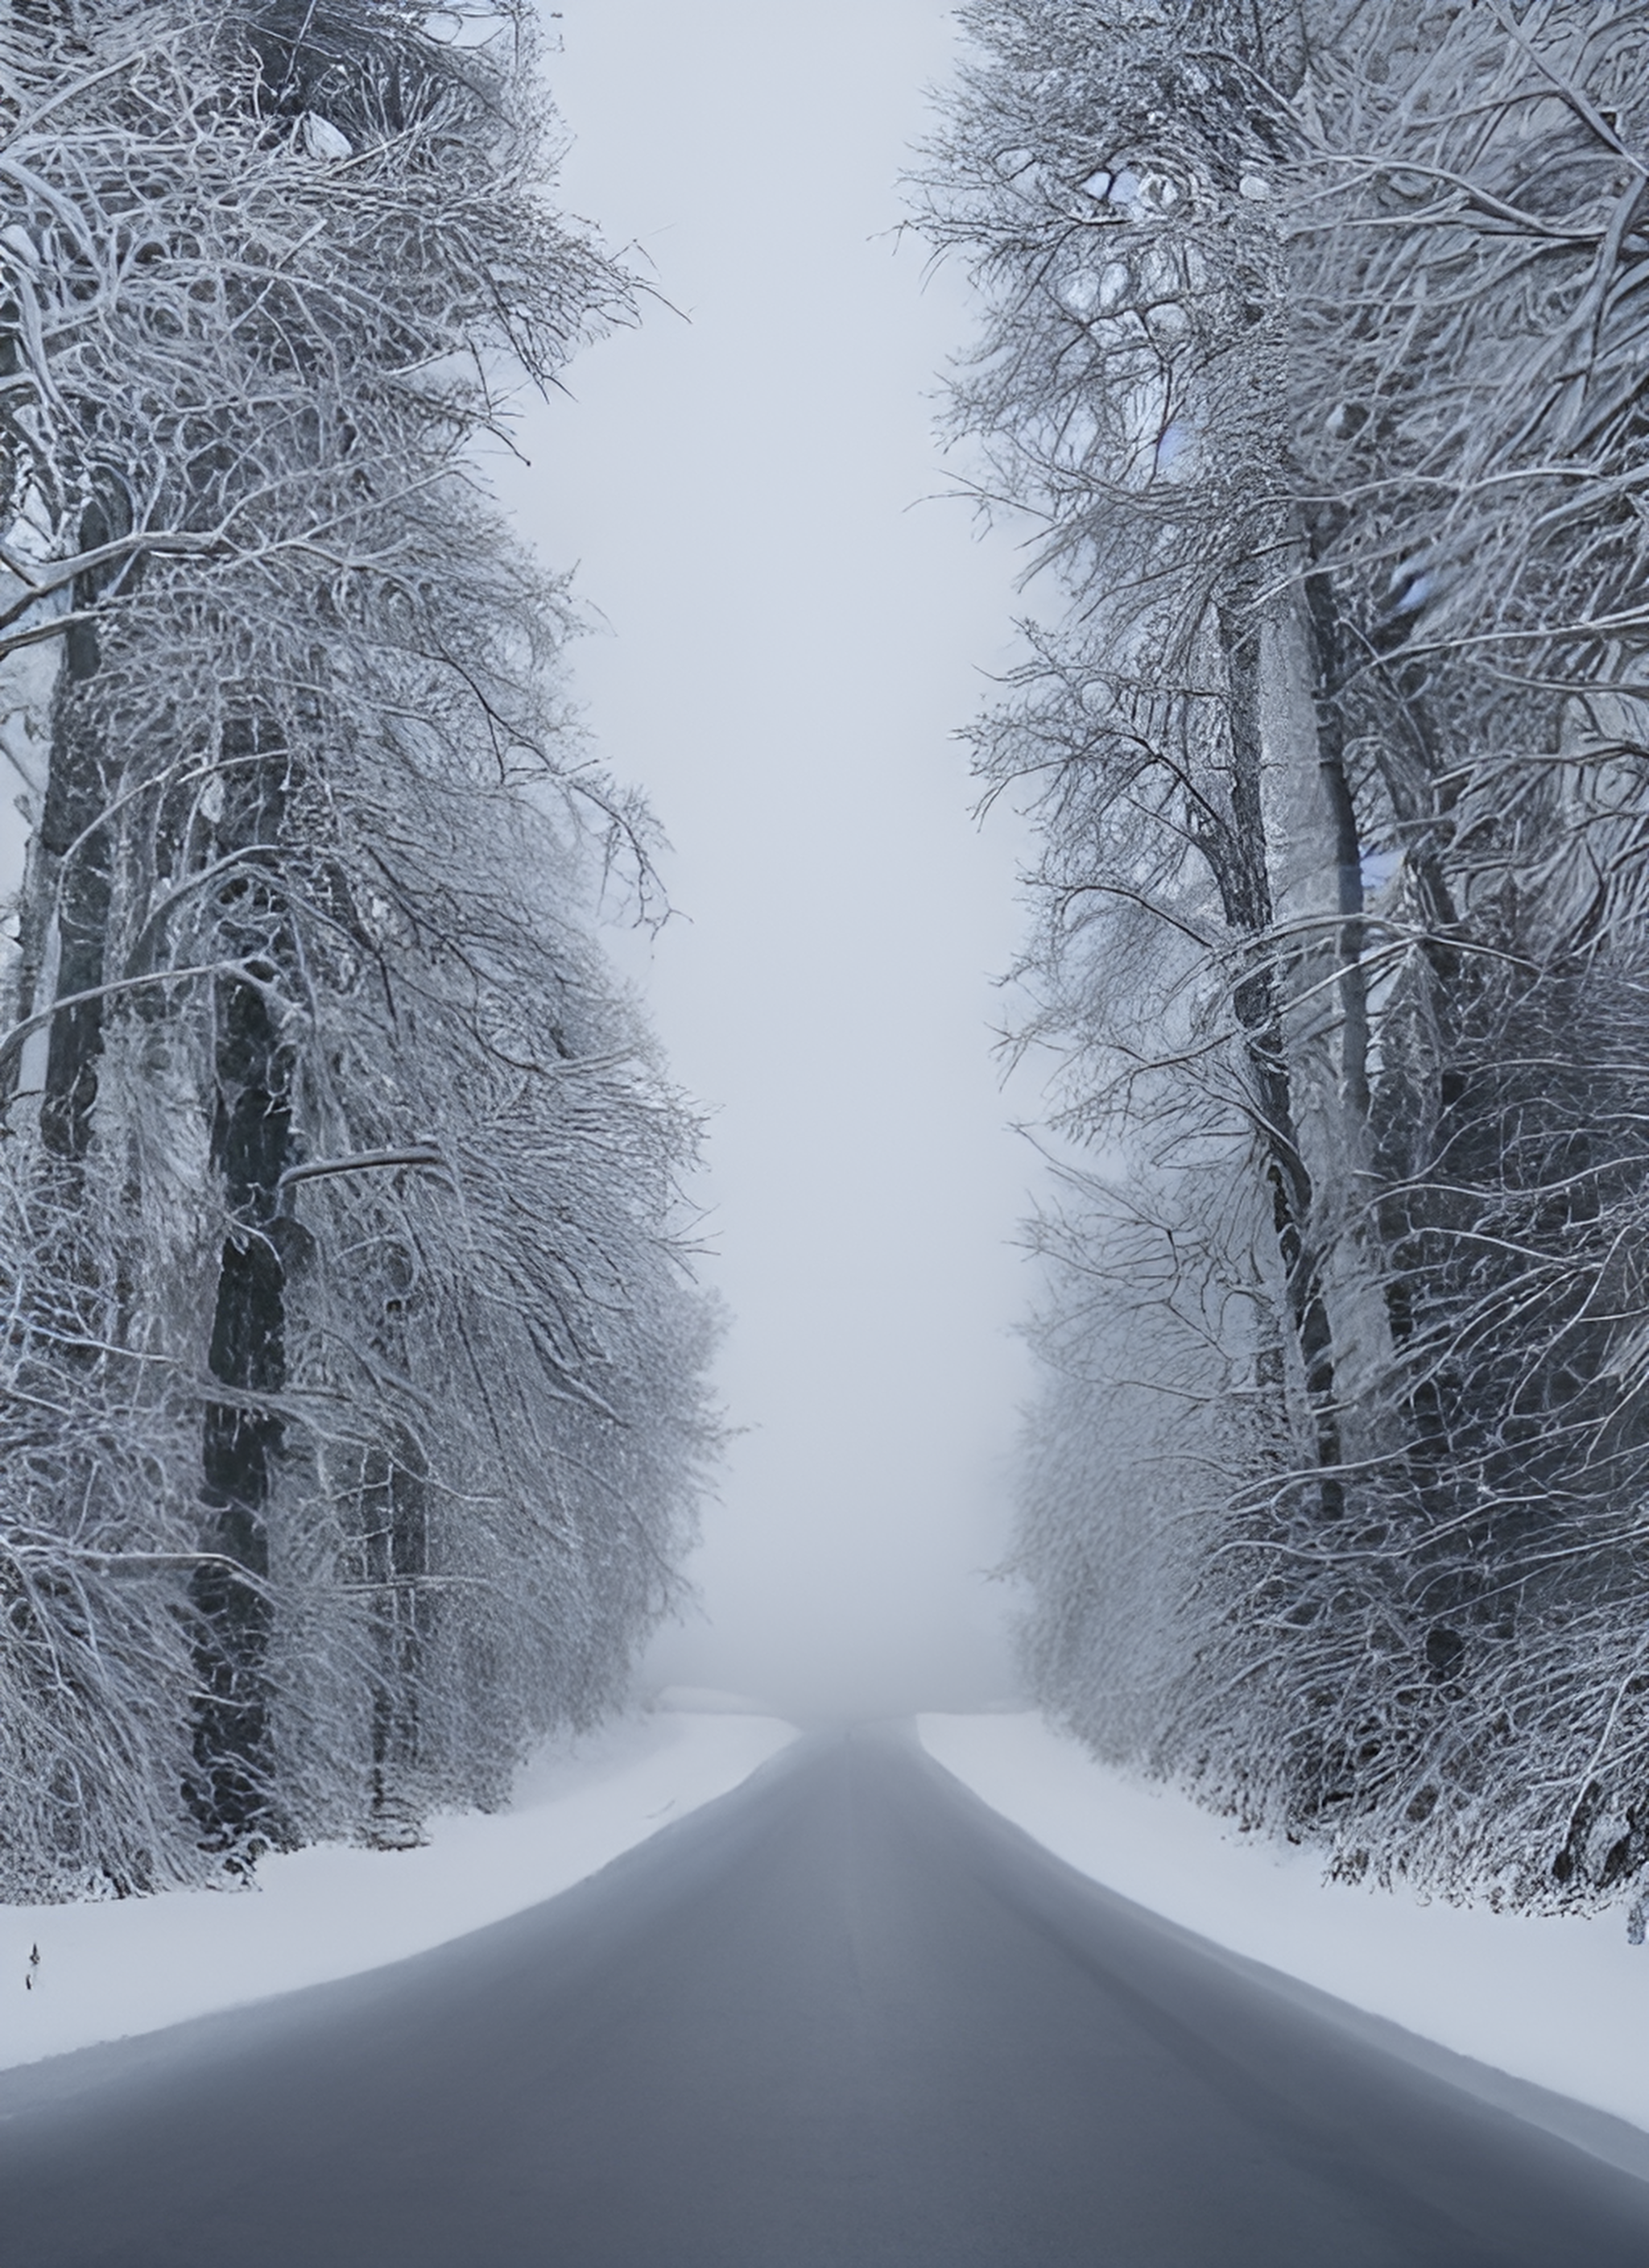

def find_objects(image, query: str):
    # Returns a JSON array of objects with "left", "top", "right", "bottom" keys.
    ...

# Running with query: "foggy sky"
[{"left": 513, "top": 0, "right": 1041, "bottom": 1721}]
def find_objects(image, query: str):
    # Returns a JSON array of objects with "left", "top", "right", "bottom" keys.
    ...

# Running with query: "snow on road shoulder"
[
  {"left": 920, "top": 1711, "right": 1649, "bottom": 2140},
  {"left": 0, "top": 1701, "right": 795, "bottom": 2072}
]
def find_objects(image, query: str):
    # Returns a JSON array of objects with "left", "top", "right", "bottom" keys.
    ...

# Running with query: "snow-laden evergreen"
[
  {"left": 0, "top": 1, "right": 716, "bottom": 1896},
  {"left": 919, "top": 1, "right": 1649, "bottom": 1911}
]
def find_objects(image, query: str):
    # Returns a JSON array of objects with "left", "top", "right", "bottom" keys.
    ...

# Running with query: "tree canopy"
[
  {"left": 0, "top": 0, "right": 715, "bottom": 1894},
  {"left": 920, "top": 0, "right": 1649, "bottom": 1918}
]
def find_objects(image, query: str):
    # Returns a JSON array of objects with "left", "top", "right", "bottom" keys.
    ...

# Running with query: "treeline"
[
  {"left": 0, "top": 1, "right": 713, "bottom": 1897},
  {"left": 920, "top": 2, "right": 1649, "bottom": 1915}
]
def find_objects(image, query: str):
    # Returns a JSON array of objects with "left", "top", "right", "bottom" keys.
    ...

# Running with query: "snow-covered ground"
[
  {"left": 17, "top": 1694, "right": 1642, "bottom": 2145},
  {"left": 0, "top": 1696, "right": 794, "bottom": 2073},
  {"left": 920, "top": 1711, "right": 1649, "bottom": 2140}
]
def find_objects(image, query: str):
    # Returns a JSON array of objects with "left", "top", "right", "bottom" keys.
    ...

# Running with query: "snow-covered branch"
[
  {"left": 920, "top": 0, "right": 1649, "bottom": 1917},
  {"left": 0, "top": 0, "right": 713, "bottom": 1901}
]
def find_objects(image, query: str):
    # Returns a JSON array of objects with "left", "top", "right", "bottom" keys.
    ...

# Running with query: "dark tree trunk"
[
  {"left": 365, "top": 1428, "right": 430, "bottom": 1847},
  {"left": 188, "top": 719, "right": 295, "bottom": 1854},
  {"left": 36, "top": 495, "right": 125, "bottom": 1159}
]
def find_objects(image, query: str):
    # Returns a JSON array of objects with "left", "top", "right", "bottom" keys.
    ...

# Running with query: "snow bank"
[
  {"left": 0, "top": 1703, "right": 795, "bottom": 2072},
  {"left": 920, "top": 1711, "right": 1649, "bottom": 2138}
]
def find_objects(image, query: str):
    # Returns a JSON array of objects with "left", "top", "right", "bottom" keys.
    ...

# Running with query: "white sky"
[{"left": 506, "top": 0, "right": 1043, "bottom": 1721}]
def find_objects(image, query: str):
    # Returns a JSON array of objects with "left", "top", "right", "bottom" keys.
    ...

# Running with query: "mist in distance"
[{"left": 513, "top": 0, "right": 1039, "bottom": 1724}]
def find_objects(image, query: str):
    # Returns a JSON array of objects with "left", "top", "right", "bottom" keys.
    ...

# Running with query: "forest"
[
  {"left": 5, "top": 0, "right": 1647, "bottom": 1937},
  {"left": 0, "top": 0, "right": 714, "bottom": 1898},
  {"left": 918, "top": 0, "right": 1649, "bottom": 1918}
]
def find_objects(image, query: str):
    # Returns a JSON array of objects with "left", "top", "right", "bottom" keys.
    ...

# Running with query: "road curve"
[{"left": 2, "top": 1725, "right": 1647, "bottom": 2266}]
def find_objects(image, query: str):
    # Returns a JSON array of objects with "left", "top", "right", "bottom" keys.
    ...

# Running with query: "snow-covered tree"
[
  {"left": 0, "top": 0, "right": 714, "bottom": 1895},
  {"left": 922, "top": 0, "right": 1649, "bottom": 1912}
]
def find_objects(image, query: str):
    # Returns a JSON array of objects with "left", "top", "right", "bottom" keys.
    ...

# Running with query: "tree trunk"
[
  {"left": 364, "top": 1426, "right": 430, "bottom": 1848},
  {"left": 1215, "top": 590, "right": 1345, "bottom": 1515},
  {"left": 1254, "top": 573, "right": 1395, "bottom": 1471},
  {"left": 188, "top": 718, "right": 293, "bottom": 1855},
  {"left": 34, "top": 495, "right": 125, "bottom": 1159}
]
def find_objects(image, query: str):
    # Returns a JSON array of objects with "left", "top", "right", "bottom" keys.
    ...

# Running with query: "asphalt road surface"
[{"left": 3, "top": 1726, "right": 1649, "bottom": 2266}]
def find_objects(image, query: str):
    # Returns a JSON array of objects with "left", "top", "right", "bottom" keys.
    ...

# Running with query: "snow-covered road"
[{"left": 3, "top": 1728, "right": 1647, "bottom": 2266}]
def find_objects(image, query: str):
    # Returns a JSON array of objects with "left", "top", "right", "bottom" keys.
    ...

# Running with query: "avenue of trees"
[
  {"left": 0, "top": 0, "right": 713, "bottom": 1898},
  {"left": 920, "top": 1, "right": 1649, "bottom": 1917}
]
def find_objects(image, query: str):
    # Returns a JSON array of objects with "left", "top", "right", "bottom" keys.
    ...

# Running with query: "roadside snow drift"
[
  {"left": 920, "top": 1712, "right": 1649, "bottom": 2139},
  {"left": 0, "top": 1703, "right": 794, "bottom": 2071}
]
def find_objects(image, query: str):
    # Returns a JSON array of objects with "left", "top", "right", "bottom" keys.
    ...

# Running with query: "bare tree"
[
  {"left": 920, "top": 0, "right": 1649, "bottom": 1914},
  {"left": 0, "top": 0, "right": 714, "bottom": 1896}
]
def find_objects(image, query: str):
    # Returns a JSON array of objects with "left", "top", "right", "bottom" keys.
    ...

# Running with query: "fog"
[{"left": 512, "top": 0, "right": 1039, "bottom": 1722}]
